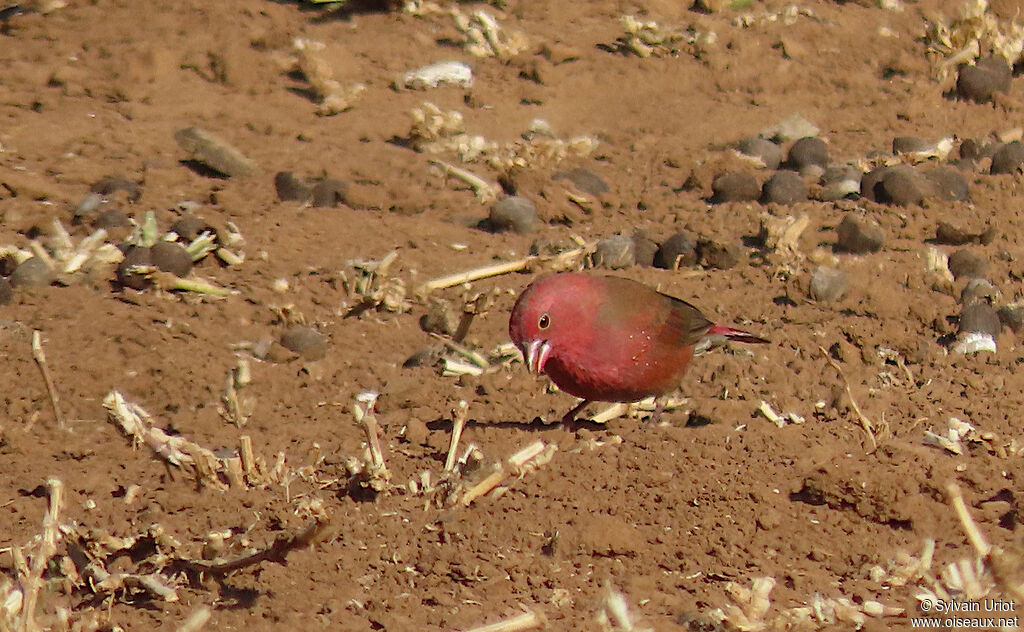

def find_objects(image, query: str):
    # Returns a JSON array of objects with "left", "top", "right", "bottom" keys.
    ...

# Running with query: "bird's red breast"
[{"left": 509, "top": 272, "right": 762, "bottom": 403}]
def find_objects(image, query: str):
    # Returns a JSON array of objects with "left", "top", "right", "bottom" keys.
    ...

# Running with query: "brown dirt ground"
[{"left": 3, "top": 0, "right": 1024, "bottom": 630}]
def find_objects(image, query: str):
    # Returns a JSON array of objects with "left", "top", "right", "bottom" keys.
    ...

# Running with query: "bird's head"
[{"left": 509, "top": 272, "right": 592, "bottom": 375}]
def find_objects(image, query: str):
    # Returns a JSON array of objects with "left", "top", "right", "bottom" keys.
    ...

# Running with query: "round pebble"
[
  {"left": 809, "top": 266, "right": 848, "bottom": 302},
  {"left": 93, "top": 209, "right": 132, "bottom": 230},
  {"left": 836, "top": 213, "right": 885, "bottom": 254},
  {"left": 274, "top": 171, "right": 312, "bottom": 202},
  {"left": 859, "top": 166, "right": 889, "bottom": 201},
  {"left": 959, "top": 302, "right": 1001, "bottom": 338},
  {"left": 311, "top": 178, "right": 349, "bottom": 207},
  {"left": 150, "top": 241, "right": 193, "bottom": 278},
  {"left": 956, "top": 56, "right": 1012, "bottom": 103},
  {"left": 696, "top": 237, "right": 740, "bottom": 270},
  {"left": 632, "top": 231, "right": 659, "bottom": 267},
  {"left": 10, "top": 257, "right": 55, "bottom": 288},
  {"left": 925, "top": 166, "right": 970, "bottom": 201},
  {"left": 990, "top": 141, "right": 1024, "bottom": 175},
  {"left": 90, "top": 176, "right": 142, "bottom": 202},
  {"left": 116, "top": 246, "right": 153, "bottom": 290},
  {"left": 786, "top": 137, "right": 828, "bottom": 171},
  {"left": 0, "top": 277, "right": 13, "bottom": 305},
  {"left": 892, "top": 136, "right": 931, "bottom": 154},
  {"left": 488, "top": 196, "right": 538, "bottom": 234},
  {"left": 959, "top": 138, "right": 983, "bottom": 160},
  {"left": 593, "top": 234, "right": 636, "bottom": 269},
  {"left": 280, "top": 325, "right": 328, "bottom": 360},
  {"left": 737, "top": 136, "right": 782, "bottom": 170},
  {"left": 710, "top": 171, "right": 760, "bottom": 203},
  {"left": 654, "top": 232, "right": 697, "bottom": 269},
  {"left": 760, "top": 170, "right": 808, "bottom": 205},
  {"left": 879, "top": 166, "right": 925, "bottom": 206},
  {"left": 947, "top": 249, "right": 987, "bottom": 280}
]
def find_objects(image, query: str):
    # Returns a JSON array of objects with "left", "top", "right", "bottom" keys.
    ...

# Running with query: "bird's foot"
[{"left": 560, "top": 400, "right": 591, "bottom": 431}]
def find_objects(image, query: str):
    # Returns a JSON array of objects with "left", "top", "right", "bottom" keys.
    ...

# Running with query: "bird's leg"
[
  {"left": 561, "top": 400, "right": 591, "bottom": 429},
  {"left": 649, "top": 397, "right": 666, "bottom": 425}
]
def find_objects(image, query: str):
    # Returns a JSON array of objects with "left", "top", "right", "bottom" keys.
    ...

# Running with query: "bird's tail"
[{"left": 706, "top": 324, "right": 769, "bottom": 345}]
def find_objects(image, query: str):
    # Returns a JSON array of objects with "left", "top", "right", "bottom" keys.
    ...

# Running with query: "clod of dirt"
[
  {"left": 785, "top": 137, "right": 828, "bottom": 173},
  {"left": 0, "top": 277, "right": 13, "bottom": 305},
  {"left": 552, "top": 167, "right": 609, "bottom": 197},
  {"left": 925, "top": 166, "right": 970, "bottom": 202},
  {"left": 420, "top": 300, "right": 458, "bottom": 336},
  {"left": 710, "top": 171, "right": 760, "bottom": 203},
  {"left": 90, "top": 176, "right": 142, "bottom": 203},
  {"left": 116, "top": 246, "right": 153, "bottom": 290},
  {"left": 878, "top": 166, "right": 925, "bottom": 206},
  {"left": 10, "top": 257, "right": 55, "bottom": 287},
  {"left": 736, "top": 136, "right": 782, "bottom": 169},
  {"left": 401, "top": 417, "right": 429, "bottom": 445},
  {"left": 998, "top": 303, "right": 1024, "bottom": 332},
  {"left": 892, "top": 136, "right": 931, "bottom": 154},
  {"left": 170, "top": 214, "right": 215, "bottom": 242},
  {"left": 631, "top": 231, "right": 659, "bottom": 267},
  {"left": 836, "top": 213, "right": 884, "bottom": 254},
  {"left": 311, "top": 178, "right": 349, "bottom": 208},
  {"left": 274, "top": 171, "right": 313, "bottom": 202},
  {"left": 173, "top": 126, "right": 257, "bottom": 178},
  {"left": 93, "top": 208, "right": 131, "bottom": 229},
  {"left": 809, "top": 266, "right": 849, "bottom": 302},
  {"left": 935, "top": 221, "right": 993, "bottom": 246},
  {"left": 959, "top": 302, "right": 1001, "bottom": 338},
  {"left": 760, "top": 170, "right": 808, "bottom": 205},
  {"left": 947, "top": 249, "right": 987, "bottom": 280},
  {"left": 990, "top": 141, "right": 1024, "bottom": 175},
  {"left": 488, "top": 196, "right": 538, "bottom": 234},
  {"left": 280, "top": 325, "right": 328, "bottom": 360},
  {"left": 956, "top": 56, "right": 1012, "bottom": 103},
  {"left": 150, "top": 241, "right": 193, "bottom": 278},
  {"left": 593, "top": 234, "right": 636, "bottom": 269},
  {"left": 654, "top": 232, "right": 697, "bottom": 269},
  {"left": 696, "top": 237, "right": 740, "bottom": 270}
]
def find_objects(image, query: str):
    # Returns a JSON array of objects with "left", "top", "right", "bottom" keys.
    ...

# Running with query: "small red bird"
[{"left": 509, "top": 272, "right": 768, "bottom": 425}]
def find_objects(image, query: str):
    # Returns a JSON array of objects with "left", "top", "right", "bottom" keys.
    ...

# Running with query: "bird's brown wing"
[{"left": 659, "top": 294, "right": 714, "bottom": 348}]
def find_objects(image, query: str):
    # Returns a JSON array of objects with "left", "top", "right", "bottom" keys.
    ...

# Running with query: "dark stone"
[
  {"left": 593, "top": 234, "right": 635, "bottom": 269},
  {"left": 0, "top": 255, "right": 17, "bottom": 277},
  {"left": 879, "top": 166, "right": 926, "bottom": 206},
  {"left": 710, "top": 171, "right": 760, "bottom": 203},
  {"left": 925, "top": 166, "right": 970, "bottom": 201},
  {"left": 654, "top": 232, "right": 697, "bottom": 269},
  {"left": 280, "top": 325, "right": 328, "bottom": 360},
  {"left": 935, "top": 222, "right": 975, "bottom": 246},
  {"left": 990, "top": 141, "right": 1024, "bottom": 175},
  {"left": 959, "top": 302, "right": 1001, "bottom": 338},
  {"left": 892, "top": 136, "right": 931, "bottom": 154},
  {"left": 311, "top": 178, "right": 349, "bottom": 207},
  {"left": 860, "top": 166, "right": 890, "bottom": 202},
  {"left": 998, "top": 303, "right": 1024, "bottom": 333},
  {"left": 170, "top": 215, "right": 214, "bottom": 242},
  {"left": 947, "top": 249, "right": 987, "bottom": 280},
  {"left": 631, "top": 231, "right": 659, "bottom": 267},
  {"left": 488, "top": 196, "right": 538, "bottom": 234},
  {"left": 116, "top": 246, "right": 153, "bottom": 290},
  {"left": 961, "top": 278, "right": 998, "bottom": 305},
  {"left": 274, "top": 171, "right": 312, "bottom": 202},
  {"left": 696, "top": 237, "right": 740, "bottom": 269},
  {"left": 737, "top": 136, "right": 782, "bottom": 170},
  {"left": 959, "top": 138, "right": 983, "bottom": 160},
  {"left": 10, "top": 257, "right": 54, "bottom": 288},
  {"left": 93, "top": 209, "right": 132, "bottom": 230},
  {"left": 150, "top": 241, "right": 193, "bottom": 278},
  {"left": 760, "top": 171, "right": 808, "bottom": 205},
  {"left": 90, "top": 176, "right": 142, "bottom": 202},
  {"left": 786, "top": 137, "right": 828, "bottom": 171},
  {"left": 956, "top": 57, "right": 1012, "bottom": 103},
  {"left": 836, "top": 213, "right": 885, "bottom": 254}
]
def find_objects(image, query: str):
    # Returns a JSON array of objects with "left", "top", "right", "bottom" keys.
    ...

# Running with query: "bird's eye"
[{"left": 538, "top": 313, "right": 550, "bottom": 329}]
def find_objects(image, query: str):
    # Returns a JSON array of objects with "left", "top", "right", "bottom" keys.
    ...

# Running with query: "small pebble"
[
  {"left": 552, "top": 168, "right": 608, "bottom": 197},
  {"left": 0, "top": 277, "right": 13, "bottom": 305},
  {"left": 879, "top": 166, "right": 925, "bottom": 206},
  {"left": 311, "top": 178, "right": 349, "bottom": 207},
  {"left": 710, "top": 171, "right": 760, "bottom": 203},
  {"left": 737, "top": 136, "right": 782, "bottom": 170},
  {"left": 785, "top": 137, "right": 828, "bottom": 171},
  {"left": 925, "top": 166, "right": 970, "bottom": 201},
  {"left": 997, "top": 303, "right": 1024, "bottom": 333},
  {"left": 654, "top": 232, "right": 697, "bottom": 269},
  {"left": 632, "top": 231, "right": 659, "bottom": 267},
  {"left": 836, "top": 213, "right": 885, "bottom": 254},
  {"left": 173, "top": 126, "right": 257, "bottom": 178},
  {"left": 10, "top": 257, "right": 54, "bottom": 287},
  {"left": 892, "top": 136, "right": 931, "bottom": 154},
  {"left": 150, "top": 241, "right": 193, "bottom": 278},
  {"left": 93, "top": 209, "right": 131, "bottom": 230},
  {"left": 935, "top": 222, "right": 975, "bottom": 245},
  {"left": 593, "top": 234, "right": 636, "bottom": 269},
  {"left": 809, "top": 266, "right": 848, "bottom": 302},
  {"left": 760, "top": 171, "right": 808, "bottom": 205},
  {"left": 696, "top": 237, "right": 740, "bottom": 270},
  {"left": 171, "top": 215, "right": 214, "bottom": 242},
  {"left": 488, "top": 196, "right": 538, "bottom": 234},
  {"left": 859, "top": 166, "right": 889, "bottom": 202},
  {"left": 959, "top": 138, "right": 983, "bottom": 160},
  {"left": 116, "top": 247, "right": 153, "bottom": 290},
  {"left": 280, "top": 325, "right": 328, "bottom": 360},
  {"left": 947, "top": 249, "right": 987, "bottom": 280},
  {"left": 990, "top": 141, "right": 1024, "bottom": 175},
  {"left": 90, "top": 176, "right": 142, "bottom": 202},
  {"left": 420, "top": 300, "right": 458, "bottom": 336},
  {"left": 274, "top": 171, "right": 312, "bottom": 202}
]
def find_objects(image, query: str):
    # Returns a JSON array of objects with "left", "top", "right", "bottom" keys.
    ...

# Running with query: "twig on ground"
[
  {"left": 31, "top": 330, "right": 65, "bottom": 428},
  {"left": 428, "top": 159, "right": 499, "bottom": 201},
  {"left": 177, "top": 607, "right": 212, "bottom": 632},
  {"left": 15, "top": 478, "right": 64, "bottom": 632},
  {"left": 946, "top": 482, "right": 991, "bottom": 557},
  {"left": 461, "top": 608, "right": 547, "bottom": 632},
  {"left": 416, "top": 246, "right": 589, "bottom": 295},
  {"left": 445, "top": 401, "right": 469, "bottom": 472},
  {"left": 351, "top": 392, "right": 391, "bottom": 492},
  {"left": 819, "top": 346, "right": 878, "bottom": 451},
  {"left": 177, "top": 520, "right": 335, "bottom": 577}
]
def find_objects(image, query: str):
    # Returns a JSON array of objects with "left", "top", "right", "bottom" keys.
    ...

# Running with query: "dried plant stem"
[
  {"left": 432, "top": 334, "right": 490, "bottom": 369},
  {"left": 17, "top": 478, "right": 64, "bottom": 632},
  {"left": 177, "top": 607, "right": 212, "bottom": 632},
  {"left": 946, "top": 482, "right": 991, "bottom": 557},
  {"left": 445, "top": 401, "right": 469, "bottom": 472},
  {"left": 428, "top": 159, "right": 498, "bottom": 201},
  {"left": 463, "top": 608, "right": 547, "bottom": 632},
  {"left": 819, "top": 346, "right": 877, "bottom": 450},
  {"left": 180, "top": 520, "right": 334, "bottom": 577},
  {"left": 31, "top": 330, "right": 65, "bottom": 428},
  {"left": 417, "top": 246, "right": 589, "bottom": 295},
  {"left": 460, "top": 440, "right": 556, "bottom": 505}
]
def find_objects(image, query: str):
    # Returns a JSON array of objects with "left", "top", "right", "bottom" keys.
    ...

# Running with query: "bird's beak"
[{"left": 524, "top": 339, "right": 552, "bottom": 374}]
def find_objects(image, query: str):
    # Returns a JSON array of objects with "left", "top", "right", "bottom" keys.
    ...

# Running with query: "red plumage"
[{"left": 508, "top": 272, "right": 767, "bottom": 424}]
